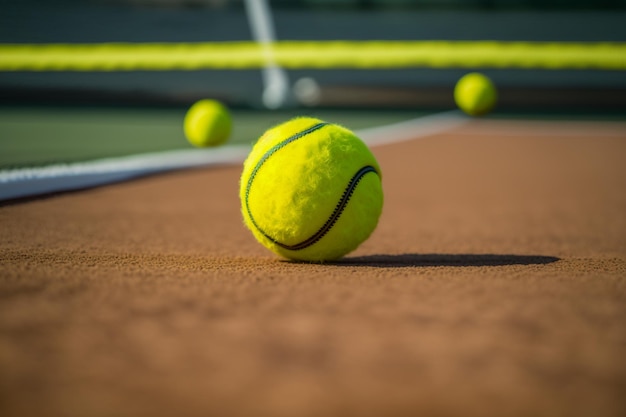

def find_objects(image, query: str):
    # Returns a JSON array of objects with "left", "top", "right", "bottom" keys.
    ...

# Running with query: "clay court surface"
[{"left": 1, "top": 117, "right": 626, "bottom": 417}]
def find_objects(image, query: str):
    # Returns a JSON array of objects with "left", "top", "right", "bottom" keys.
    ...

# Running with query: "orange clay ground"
[{"left": 1, "top": 118, "right": 625, "bottom": 417}]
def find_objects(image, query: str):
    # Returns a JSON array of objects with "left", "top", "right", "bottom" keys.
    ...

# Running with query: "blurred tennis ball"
[
  {"left": 240, "top": 117, "right": 383, "bottom": 262},
  {"left": 184, "top": 99, "right": 232, "bottom": 147},
  {"left": 454, "top": 72, "right": 497, "bottom": 116}
]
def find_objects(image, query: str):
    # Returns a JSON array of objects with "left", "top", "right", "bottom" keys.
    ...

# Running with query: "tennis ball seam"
[
  {"left": 244, "top": 122, "right": 380, "bottom": 252},
  {"left": 244, "top": 122, "right": 329, "bottom": 243},
  {"left": 278, "top": 165, "right": 377, "bottom": 250}
]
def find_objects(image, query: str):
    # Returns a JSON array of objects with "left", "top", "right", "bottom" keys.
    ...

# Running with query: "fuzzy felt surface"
[{"left": 240, "top": 117, "right": 384, "bottom": 261}]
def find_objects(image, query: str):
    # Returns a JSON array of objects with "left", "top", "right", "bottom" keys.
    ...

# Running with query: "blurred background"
[{"left": 1, "top": 0, "right": 626, "bottom": 112}]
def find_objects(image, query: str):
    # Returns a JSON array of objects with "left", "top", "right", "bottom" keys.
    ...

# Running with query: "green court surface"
[{"left": 0, "top": 107, "right": 428, "bottom": 169}]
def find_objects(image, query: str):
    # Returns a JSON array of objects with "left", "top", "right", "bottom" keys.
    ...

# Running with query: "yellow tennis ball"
[
  {"left": 240, "top": 117, "right": 384, "bottom": 262},
  {"left": 454, "top": 72, "right": 497, "bottom": 116},
  {"left": 183, "top": 99, "right": 232, "bottom": 147}
]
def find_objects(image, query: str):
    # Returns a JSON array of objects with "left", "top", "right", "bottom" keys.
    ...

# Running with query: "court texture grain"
[{"left": 1, "top": 112, "right": 626, "bottom": 417}]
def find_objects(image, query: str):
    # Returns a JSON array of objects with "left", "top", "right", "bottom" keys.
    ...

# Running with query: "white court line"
[
  {"left": 359, "top": 110, "right": 467, "bottom": 146},
  {"left": 449, "top": 118, "right": 626, "bottom": 138},
  {"left": 0, "top": 110, "right": 468, "bottom": 202}
]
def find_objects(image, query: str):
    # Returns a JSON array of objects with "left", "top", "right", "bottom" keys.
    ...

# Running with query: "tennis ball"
[
  {"left": 240, "top": 117, "right": 384, "bottom": 262},
  {"left": 184, "top": 99, "right": 232, "bottom": 147},
  {"left": 454, "top": 72, "right": 497, "bottom": 116}
]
